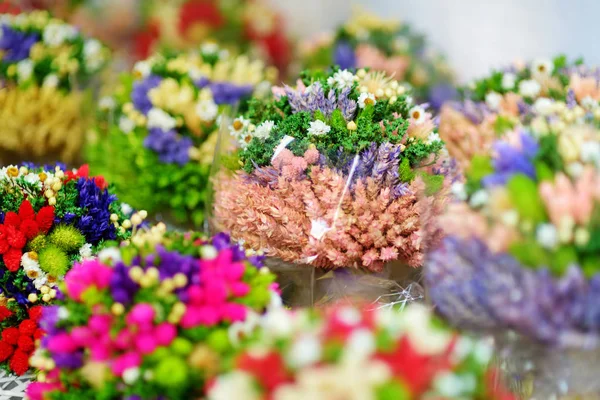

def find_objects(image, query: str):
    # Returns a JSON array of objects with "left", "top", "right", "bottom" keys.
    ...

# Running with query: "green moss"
[
  {"left": 27, "top": 235, "right": 47, "bottom": 253},
  {"left": 38, "top": 245, "right": 70, "bottom": 276},
  {"left": 398, "top": 157, "right": 416, "bottom": 183},
  {"left": 48, "top": 225, "right": 85, "bottom": 252},
  {"left": 418, "top": 172, "right": 445, "bottom": 196}
]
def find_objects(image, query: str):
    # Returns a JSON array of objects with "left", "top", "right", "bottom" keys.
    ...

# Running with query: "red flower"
[
  {"left": 20, "top": 219, "right": 40, "bottom": 240},
  {"left": 0, "top": 341, "right": 13, "bottom": 363},
  {"left": 236, "top": 351, "right": 291, "bottom": 392},
  {"left": 0, "top": 306, "right": 13, "bottom": 322},
  {"left": 18, "top": 201, "right": 35, "bottom": 222},
  {"left": 2, "top": 328, "right": 19, "bottom": 345},
  {"left": 134, "top": 22, "right": 160, "bottom": 60},
  {"left": 36, "top": 206, "right": 55, "bottom": 234},
  {"left": 3, "top": 248, "right": 22, "bottom": 272},
  {"left": 17, "top": 336, "right": 34, "bottom": 353},
  {"left": 178, "top": 0, "right": 224, "bottom": 36},
  {"left": 0, "top": 3, "right": 21, "bottom": 15},
  {"left": 65, "top": 165, "right": 107, "bottom": 190},
  {"left": 19, "top": 320, "right": 37, "bottom": 336},
  {"left": 6, "top": 226, "right": 26, "bottom": 249},
  {"left": 0, "top": 239, "right": 8, "bottom": 254},
  {"left": 9, "top": 350, "right": 30, "bottom": 375},
  {"left": 34, "top": 329, "right": 45, "bottom": 341},
  {"left": 28, "top": 306, "right": 43, "bottom": 323}
]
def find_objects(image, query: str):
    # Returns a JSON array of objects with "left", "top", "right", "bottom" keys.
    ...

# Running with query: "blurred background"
[{"left": 272, "top": 0, "right": 600, "bottom": 82}]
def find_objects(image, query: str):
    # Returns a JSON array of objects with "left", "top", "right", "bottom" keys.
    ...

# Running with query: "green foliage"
[
  {"left": 376, "top": 382, "right": 410, "bottom": 400},
  {"left": 506, "top": 174, "right": 547, "bottom": 224},
  {"left": 153, "top": 356, "right": 189, "bottom": 388},
  {"left": 419, "top": 172, "right": 445, "bottom": 196},
  {"left": 508, "top": 240, "right": 549, "bottom": 270},
  {"left": 550, "top": 246, "right": 578, "bottom": 275},
  {"left": 38, "top": 245, "right": 70, "bottom": 276},
  {"left": 467, "top": 155, "right": 494, "bottom": 183},
  {"left": 494, "top": 115, "right": 515, "bottom": 134},
  {"left": 48, "top": 225, "right": 85, "bottom": 252},
  {"left": 535, "top": 134, "right": 564, "bottom": 173},
  {"left": 398, "top": 157, "right": 416, "bottom": 183}
]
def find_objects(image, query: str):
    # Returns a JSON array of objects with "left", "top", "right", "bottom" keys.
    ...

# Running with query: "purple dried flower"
[
  {"left": 0, "top": 25, "right": 39, "bottom": 62},
  {"left": 337, "top": 87, "right": 358, "bottom": 121},
  {"left": 209, "top": 81, "right": 254, "bottom": 105},
  {"left": 131, "top": 75, "right": 162, "bottom": 115},
  {"left": 333, "top": 41, "right": 356, "bottom": 70},
  {"left": 143, "top": 128, "right": 192, "bottom": 165},
  {"left": 286, "top": 82, "right": 336, "bottom": 117}
]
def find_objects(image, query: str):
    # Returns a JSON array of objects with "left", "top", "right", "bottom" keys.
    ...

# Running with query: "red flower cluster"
[
  {"left": 0, "top": 201, "right": 54, "bottom": 272},
  {"left": 178, "top": 0, "right": 224, "bottom": 37},
  {"left": 65, "top": 164, "right": 107, "bottom": 190},
  {"left": 0, "top": 305, "right": 44, "bottom": 375}
]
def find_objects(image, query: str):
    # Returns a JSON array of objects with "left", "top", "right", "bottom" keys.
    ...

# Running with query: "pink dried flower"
[
  {"left": 303, "top": 148, "right": 320, "bottom": 164},
  {"left": 355, "top": 44, "right": 409, "bottom": 80},
  {"left": 569, "top": 73, "right": 600, "bottom": 102}
]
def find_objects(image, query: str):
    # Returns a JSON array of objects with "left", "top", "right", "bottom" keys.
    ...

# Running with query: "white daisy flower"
[
  {"left": 16, "top": 59, "right": 33, "bottom": 82},
  {"left": 327, "top": 69, "right": 357, "bottom": 90},
  {"left": 518, "top": 79, "right": 541, "bottom": 98},
  {"left": 43, "top": 22, "right": 77, "bottom": 47},
  {"left": 426, "top": 132, "right": 441, "bottom": 145},
  {"left": 531, "top": 58, "right": 554, "bottom": 80},
  {"left": 79, "top": 243, "right": 93, "bottom": 260},
  {"left": 83, "top": 39, "right": 104, "bottom": 70},
  {"left": 253, "top": 120, "right": 276, "bottom": 140},
  {"left": 307, "top": 120, "right": 331, "bottom": 136},
  {"left": 229, "top": 116, "right": 250, "bottom": 137},
  {"left": 533, "top": 97, "right": 555, "bottom": 116},
  {"left": 536, "top": 223, "right": 559, "bottom": 249},
  {"left": 287, "top": 335, "right": 322, "bottom": 368},
  {"left": 119, "top": 116, "right": 136, "bottom": 134},
  {"left": 147, "top": 108, "right": 177, "bottom": 131},
  {"left": 484, "top": 92, "right": 502, "bottom": 111},
  {"left": 501, "top": 73, "right": 516, "bottom": 90},
  {"left": 133, "top": 60, "right": 152, "bottom": 78},
  {"left": 43, "top": 74, "right": 59, "bottom": 88},
  {"left": 469, "top": 190, "right": 489, "bottom": 208},
  {"left": 409, "top": 105, "right": 427, "bottom": 124},
  {"left": 358, "top": 92, "right": 377, "bottom": 109},
  {"left": 196, "top": 99, "right": 219, "bottom": 122}
]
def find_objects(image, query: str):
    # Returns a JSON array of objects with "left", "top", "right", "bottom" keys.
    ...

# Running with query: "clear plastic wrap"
[{"left": 210, "top": 68, "right": 449, "bottom": 307}]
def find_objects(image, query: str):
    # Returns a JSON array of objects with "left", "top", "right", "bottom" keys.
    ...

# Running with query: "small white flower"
[
  {"left": 201, "top": 245, "right": 218, "bottom": 260},
  {"left": 337, "top": 306, "right": 362, "bottom": 326},
  {"left": 97, "top": 247, "right": 122, "bottom": 265},
  {"left": 79, "top": 243, "right": 93, "bottom": 260},
  {"left": 580, "top": 141, "right": 600, "bottom": 164},
  {"left": 287, "top": 335, "right": 322, "bottom": 368},
  {"left": 435, "top": 373, "right": 465, "bottom": 397},
  {"left": 21, "top": 253, "right": 40, "bottom": 271},
  {"left": 122, "top": 368, "right": 140, "bottom": 385},
  {"left": 147, "top": 108, "right": 177, "bottom": 131},
  {"left": 581, "top": 96, "right": 599, "bottom": 110},
  {"left": 43, "top": 23, "right": 77, "bottom": 47},
  {"left": 358, "top": 92, "right": 377, "bottom": 108},
  {"left": 426, "top": 132, "right": 441, "bottom": 145},
  {"left": 23, "top": 173, "right": 41, "bottom": 187},
  {"left": 121, "top": 203, "right": 133, "bottom": 215},
  {"left": 533, "top": 97, "right": 555, "bottom": 116},
  {"left": 531, "top": 58, "right": 554, "bottom": 80},
  {"left": 469, "top": 190, "right": 488, "bottom": 208},
  {"left": 119, "top": 116, "right": 136, "bottom": 134},
  {"left": 409, "top": 105, "right": 427, "bottom": 124},
  {"left": 229, "top": 116, "right": 250, "bottom": 137},
  {"left": 253, "top": 120, "right": 276, "bottom": 140},
  {"left": 518, "top": 79, "right": 541, "bottom": 98},
  {"left": 536, "top": 223, "right": 558, "bottom": 249},
  {"left": 84, "top": 39, "right": 104, "bottom": 70},
  {"left": 260, "top": 307, "right": 293, "bottom": 338},
  {"left": 485, "top": 92, "right": 502, "bottom": 111},
  {"left": 58, "top": 306, "right": 70, "bottom": 320},
  {"left": 501, "top": 73, "right": 516, "bottom": 90},
  {"left": 346, "top": 329, "right": 375, "bottom": 361},
  {"left": 574, "top": 227, "right": 590, "bottom": 246},
  {"left": 133, "top": 60, "right": 151, "bottom": 78},
  {"left": 228, "top": 311, "right": 260, "bottom": 346},
  {"left": 201, "top": 42, "right": 219, "bottom": 54},
  {"left": 404, "top": 95, "right": 414, "bottom": 105},
  {"left": 472, "top": 340, "right": 494, "bottom": 365},
  {"left": 450, "top": 182, "right": 467, "bottom": 201},
  {"left": 16, "top": 59, "right": 33, "bottom": 82},
  {"left": 196, "top": 99, "right": 219, "bottom": 122},
  {"left": 43, "top": 74, "right": 59, "bottom": 88},
  {"left": 307, "top": 120, "right": 331, "bottom": 136},
  {"left": 327, "top": 69, "right": 357, "bottom": 90},
  {"left": 500, "top": 210, "right": 519, "bottom": 227},
  {"left": 99, "top": 96, "right": 116, "bottom": 110},
  {"left": 566, "top": 162, "right": 584, "bottom": 178},
  {"left": 208, "top": 371, "right": 260, "bottom": 400}
]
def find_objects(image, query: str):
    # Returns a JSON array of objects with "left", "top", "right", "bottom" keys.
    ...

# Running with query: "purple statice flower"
[
  {"left": 210, "top": 232, "right": 262, "bottom": 264},
  {"left": 195, "top": 76, "right": 210, "bottom": 89},
  {"left": 333, "top": 41, "right": 356, "bottom": 70},
  {"left": 452, "top": 99, "right": 491, "bottom": 124},
  {"left": 566, "top": 89, "right": 577, "bottom": 109},
  {"left": 426, "top": 236, "right": 600, "bottom": 347},
  {"left": 143, "top": 128, "right": 192, "bottom": 165},
  {"left": 54, "top": 352, "right": 84, "bottom": 369},
  {"left": 285, "top": 82, "right": 336, "bottom": 117},
  {"left": 0, "top": 25, "right": 39, "bottom": 62},
  {"left": 75, "top": 177, "right": 118, "bottom": 244},
  {"left": 110, "top": 261, "right": 138, "bottom": 305},
  {"left": 517, "top": 100, "right": 532, "bottom": 116},
  {"left": 337, "top": 87, "right": 357, "bottom": 121},
  {"left": 39, "top": 306, "right": 60, "bottom": 340},
  {"left": 428, "top": 83, "right": 458, "bottom": 110},
  {"left": 482, "top": 131, "right": 538, "bottom": 187},
  {"left": 209, "top": 82, "right": 254, "bottom": 105},
  {"left": 131, "top": 75, "right": 162, "bottom": 115}
]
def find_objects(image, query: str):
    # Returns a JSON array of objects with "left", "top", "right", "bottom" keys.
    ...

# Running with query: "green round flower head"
[
  {"left": 38, "top": 245, "right": 70, "bottom": 277},
  {"left": 48, "top": 225, "right": 86, "bottom": 252}
]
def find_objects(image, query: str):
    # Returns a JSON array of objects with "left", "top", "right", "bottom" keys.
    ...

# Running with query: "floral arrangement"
[
  {"left": 439, "top": 55, "right": 600, "bottom": 168},
  {"left": 134, "top": 0, "right": 292, "bottom": 72},
  {"left": 206, "top": 304, "right": 514, "bottom": 400},
  {"left": 0, "top": 10, "right": 110, "bottom": 164},
  {"left": 426, "top": 90, "right": 600, "bottom": 346},
  {"left": 86, "top": 45, "right": 275, "bottom": 226},
  {"left": 213, "top": 68, "right": 449, "bottom": 271},
  {"left": 0, "top": 163, "right": 141, "bottom": 375},
  {"left": 27, "top": 228, "right": 279, "bottom": 399},
  {"left": 300, "top": 9, "right": 455, "bottom": 108}
]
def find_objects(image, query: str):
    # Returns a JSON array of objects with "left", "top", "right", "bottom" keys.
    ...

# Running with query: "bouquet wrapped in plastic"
[
  {"left": 0, "top": 10, "right": 110, "bottom": 165},
  {"left": 439, "top": 55, "right": 600, "bottom": 169},
  {"left": 86, "top": 44, "right": 275, "bottom": 227},
  {"left": 27, "top": 228, "right": 279, "bottom": 399},
  {"left": 0, "top": 163, "right": 142, "bottom": 375},
  {"left": 426, "top": 87, "right": 600, "bottom": 397},
  {"left": 212, "top": 68, "right": 449, "bottom": 304},
  {"left": 206, "top": 304, "right": 515, "bottom": 400},
  {"left": 134, "top": 0, "right": 292, "bottom": 73},
  {"left": 300, "top": 8, "right": 455, "bottom": 108}
]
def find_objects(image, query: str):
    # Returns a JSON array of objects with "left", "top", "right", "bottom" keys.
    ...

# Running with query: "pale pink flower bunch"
[
  {"left": 213, "top": 163, "right": 445, "bottom": 272},
  {"left": 355, "top": 44, "right": 410, "bottom": 81}
]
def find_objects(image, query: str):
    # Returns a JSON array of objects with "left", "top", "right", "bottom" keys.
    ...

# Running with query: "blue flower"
[
  {"left": 143, "top": 128, "right": 192, "bottom": 165},
  {"left": 209, "top": 82, "right": 254, "bottom": 105},
  {"left": 0, "top": 25, "right": 39, "bottom": 62},
  {"left": 333, "top": 41, "right": 356, "bottom": 70},
  {"left": 131, "top": 75, "right": 162, "bottom": 115},
  {"left": 75, "top": 177, "right": 118, "bottom": 244},
  {"left": 482, "top": 132, "right": 538, "bottom": 187}
]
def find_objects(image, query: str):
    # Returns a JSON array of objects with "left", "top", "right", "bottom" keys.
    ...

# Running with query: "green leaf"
[{"left": 506, "top": 174, "right": 547, "bottom": 224}]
